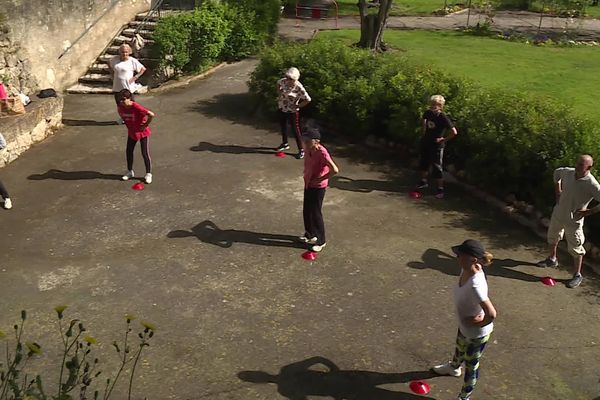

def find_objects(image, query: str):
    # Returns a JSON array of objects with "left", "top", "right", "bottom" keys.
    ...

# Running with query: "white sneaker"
[
  {"left": 3, "top": 198, "right": 12, "bottom": 210},
  {"left": 121, "top": 170, "right": 134, "bottom": 181},
  {"left": 299, "top": 235, "right": 318, "bottom": 244},
  {"left": 432, "top": 362, "right": 462, "bottom": 377},
  {"left": 311, "top": 243, "right": 327, "bottom": 252},
  {"left": 144, "top": 173, "right": 153, "bottom": 184}
]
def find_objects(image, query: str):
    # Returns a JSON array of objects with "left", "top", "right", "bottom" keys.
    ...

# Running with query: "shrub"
[
  {"left": 220, "top": 6, "right": 261, "bottom": 61},
  {"left": 249, "top": 39, "right": 600, "bottom": 214},
  {"left": 223, "top": 0, "right": 282, "bottom": 40}
]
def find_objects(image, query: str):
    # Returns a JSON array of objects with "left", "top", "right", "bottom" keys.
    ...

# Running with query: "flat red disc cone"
[
  {"left": 301, "top": 251, "right": 317, "bottom": 261},
  {"left": 132, "top": 182, "right": 145, "bottom": 191},
  {"left": 409, "top": 380, "right": 430, "bottom": 395},
  {"left": 541, "top": 277, "right": 556, "bottom": 286},
  {"left": 275, "top": 151, "right": 286, "bottom": 158},
  {"left": 409, "top": 191, "right": 422, "bottom": 199}
]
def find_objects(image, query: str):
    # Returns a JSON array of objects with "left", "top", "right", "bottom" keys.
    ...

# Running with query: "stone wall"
[
  {"left": 0, "top": 97, "right": 64, "bottom": 167},
  {"left": 0, "top": 21, "right": 37, "bottom": 96},
  {"left": 1, "top": 0, "right": 151, "bottom": 91}
]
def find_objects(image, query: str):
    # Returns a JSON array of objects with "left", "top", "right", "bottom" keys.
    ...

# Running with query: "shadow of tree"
[
  {"left": 28, "top": 169, "right": 123, "bottom": 181},
  {"left": 238, "top": 356, "right": 438, "bottom": 400},
  {"left": 187, "top": 92, "right": 276, "bottom": 131},
  {"left": 167, "top": 220, "right": 307, "bottom": 249},
  {"left": 407, "top": 248, "right": 545, "bottom": 283}
]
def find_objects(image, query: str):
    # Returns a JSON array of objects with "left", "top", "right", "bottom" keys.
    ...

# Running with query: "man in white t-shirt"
[
  {"left": 109, "top": 44, "right": 146, "bottom": 104},
  {"left": 539, "top": 154, "right": 600, "bottom": 288}
]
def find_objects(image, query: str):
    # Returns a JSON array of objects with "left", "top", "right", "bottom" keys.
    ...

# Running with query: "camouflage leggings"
[{"left": 451, "top": 331, "right": 491, "bottom": 399}]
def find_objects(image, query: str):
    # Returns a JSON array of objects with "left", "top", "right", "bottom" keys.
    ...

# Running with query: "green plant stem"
[
  {"left": 103, "top": 326, "right": 130, "bottom": 400},
  {"left": 127, "top": 337, "right": 146, "bottom": 400}
]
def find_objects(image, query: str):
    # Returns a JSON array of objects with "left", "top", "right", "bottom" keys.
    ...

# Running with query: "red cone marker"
[
  {"left": 275, "top": 151, "right": 286, "bottom": 158},
  {"left": 301, "top": 251, "right": 317, "bottom": 261},
  {"left": 541, "top": 277, "right": 556, "bottom": 286},
  {"left": 132, "top": 182, "right": 145, "bottom": 191},
  {"left": 409, "top": 191, "right": 422, "bottom": 199},
  {"left": 409, "top": 381, "right": 430, "bottom": 395}
]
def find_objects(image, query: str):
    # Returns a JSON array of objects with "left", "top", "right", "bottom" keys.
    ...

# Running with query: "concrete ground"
[{"left": 1, "top": 60, "right": 600, "bottom": 399}]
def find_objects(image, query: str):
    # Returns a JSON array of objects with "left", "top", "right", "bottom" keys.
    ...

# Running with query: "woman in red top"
[
  {"left": 300, "top": 129, "right": 339, "bottom": 252},
  {"left": 117, "top": 89, "right": 155, "bottom": 184}
]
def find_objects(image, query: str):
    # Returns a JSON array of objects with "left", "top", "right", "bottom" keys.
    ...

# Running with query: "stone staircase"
[{"left": 67, "top": 12, "right": 160, "bottom": 94}]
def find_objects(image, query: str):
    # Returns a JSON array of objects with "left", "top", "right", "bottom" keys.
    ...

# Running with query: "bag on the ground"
[
  {"left": 0, "top": 98, "right": 26, "bottom": 115},
  {"left": 37, "top": 88, "right": 57, "bottom": 98},
  {"left": 0, "top": 133, "right": 6, "bottom": 150}
]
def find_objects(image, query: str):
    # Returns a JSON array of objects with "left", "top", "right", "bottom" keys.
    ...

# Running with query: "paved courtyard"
[{"left": 0, "top": 60, "right": 599, "bottom": 399}]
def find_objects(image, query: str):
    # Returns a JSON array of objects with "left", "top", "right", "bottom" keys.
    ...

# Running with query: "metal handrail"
[{"left": 134, "top": 0, "right": 166, "bottom": 35}]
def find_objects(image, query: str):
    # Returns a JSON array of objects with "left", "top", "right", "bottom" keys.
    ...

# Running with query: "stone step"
[
  {"left": 66, "top": 84, "right": 113, "bottom": 94},
  {"left": 128, "top": 20, "right": 158, "bottom": 29},
  {"left": 79, "top": 74, "right": 112, "bottom": 84},
  {"left": 112, "top": 35, "right": 155, "bottom": 46},
  {"left": 122, "top": 28, "right": 154, "bottom": 38},
  {"left": 135, "top": 12, "right": 160, "bottom": 22},
  {"left": 89, "top": 63, "right": 110, "bottom": 74}
]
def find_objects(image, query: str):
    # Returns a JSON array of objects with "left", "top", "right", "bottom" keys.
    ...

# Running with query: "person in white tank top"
[{"left": 431, "top": 239, "right": 498, "bottom": 400}]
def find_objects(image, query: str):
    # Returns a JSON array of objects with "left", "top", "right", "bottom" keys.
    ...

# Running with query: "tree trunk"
[{"left": 357, "top": 0, "right": 393, "bottom": 51}]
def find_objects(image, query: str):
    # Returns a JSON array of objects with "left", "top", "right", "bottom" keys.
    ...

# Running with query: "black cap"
[
  {"left": 302, "top": 128, "right": 321, "bottom": 140},
  {"left": 451, "top": 239, "right": 486, "bottom": 258}
]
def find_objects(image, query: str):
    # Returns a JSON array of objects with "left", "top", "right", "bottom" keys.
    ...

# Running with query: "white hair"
[
  {"left": 430, "top": 94, "right": 446, "bottom": 106},
  {"left": 285, "top": 67, "right": 300, "bottom": 81}
]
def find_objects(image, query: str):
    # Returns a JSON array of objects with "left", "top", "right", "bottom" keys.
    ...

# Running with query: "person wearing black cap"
[
  {"left": 300, "top": 128, "right": 339, "bottom": 252},
  {"left": 432, "top": 239, "right": 497, "bottom": 400}
]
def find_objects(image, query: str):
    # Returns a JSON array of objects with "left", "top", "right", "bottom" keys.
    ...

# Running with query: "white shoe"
[
  {"left": 3, "top": 198, "right": 12, "bottom": 210},
  {"left": 121, "top": 170, "right": 134, "bottom": 181},
  {"left": 432, "top": 362, "right": 462, "bottom": 377},
  {"left": 144, "top": 173, "right": 153, "bottom": 184},
  {"left": 299, "top": 235, "right": 318, "bottom": 244},
  {"left": 311, "top": 243, "right": 327, "bottom": 252}
]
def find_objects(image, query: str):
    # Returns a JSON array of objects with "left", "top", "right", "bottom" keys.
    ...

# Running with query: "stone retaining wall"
[{"left": 0, "top": 98, "right": 64, "bottom": 167}]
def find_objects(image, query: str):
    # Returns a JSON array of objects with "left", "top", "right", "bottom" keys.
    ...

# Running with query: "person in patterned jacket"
[{"left": 276, "top": 67, "right": 311, "bottom": 159}]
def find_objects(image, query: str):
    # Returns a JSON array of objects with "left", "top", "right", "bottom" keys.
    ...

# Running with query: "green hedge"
[
  {"left": 154, "top": 0, "right": 280, "bottom": 73},
  {"left": 249, "top": 39, "right": 600, "bottom": 213}
]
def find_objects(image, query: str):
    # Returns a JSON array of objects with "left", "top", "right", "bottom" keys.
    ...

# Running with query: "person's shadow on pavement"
[
  {"left": 329, "top": 176, "right": 406, "bottom": 194},
  {"left": 167, "top": 220, "right": 307, "bottom": 249},
  {"left": 28, "top": 169, "right": 123, "bottom": 181},
  {"left": 238, "top": 356, "right": 437, "bottom": 400},
  {"left": 190, "top": 141, "right": 287, "bottom": 156},
  {"left": 407, "top": 248, "right": 542, "bottom": 283}
]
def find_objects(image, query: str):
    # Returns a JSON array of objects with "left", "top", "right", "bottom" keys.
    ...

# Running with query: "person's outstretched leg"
[
  {"left": 291, "top": 111, "right": 304, "bottom": 158},
  {"left": 122, "top": 137, "right": 137, "bottom": 181},
  {"left": 140, "top": 137, "right": 153, "bottom": 184},
  {"left": 278, "top": 111, "right": 290, "bottom": 151},
  {"left": 459, "top": 334, "right": 490, "bottom": 400},
  {"left": 0, "top": 179, "right": 11, "bottom": 209}
]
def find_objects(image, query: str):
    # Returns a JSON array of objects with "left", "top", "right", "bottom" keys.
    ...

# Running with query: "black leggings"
[
  {"left": 126, "top": 136, "right": 152, "bottom": 173},
  {"left": 303, "top": 188, "right": 326, "bottom": 245},
  {"left": 0, "top": 179, "right": 9, "bottom": 199},
  {"left": 279, "top": 111, "right": 303, "bottom": 151}
]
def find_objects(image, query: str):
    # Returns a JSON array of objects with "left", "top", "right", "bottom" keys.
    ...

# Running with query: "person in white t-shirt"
[
  {"left": 432, "top": 239, "right": 497, "bottom": 400},
  {"left": 108, "top": 44, "right": 146, "bottom": 104},
  {"left": 538, "top": 154, "right": 600, "bottom": 288}
]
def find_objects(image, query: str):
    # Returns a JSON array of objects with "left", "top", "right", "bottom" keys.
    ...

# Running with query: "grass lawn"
[
  {"left": 319, "top": 29, "right": 600, "bottom": 117},
  {"left": 334, "top": 0, "right": 459, "bottom": 16}
]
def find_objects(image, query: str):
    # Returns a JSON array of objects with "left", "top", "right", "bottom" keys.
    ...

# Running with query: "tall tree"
[{"left": 357, "top": 0, "right": 394, "bottom": 51}]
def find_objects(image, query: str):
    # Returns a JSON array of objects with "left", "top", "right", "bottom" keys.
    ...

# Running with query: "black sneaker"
[
  {"left": 297, "top": 150, "right": 305, "bottom": 159},
  {"left": 416, "top": 180, "right": 428, "bottom": 190},
  {"left": 435, "top": 188, "right": 445, "bottom": 199},
  {"left": 566, "top": 274, "right": 583, "bottom": 288},
  {"left": 276, "top": 143, "right": 290, "bottom": 152},
  {"left": 538, "top": 257, "right": 559, "bottom": 268}
]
